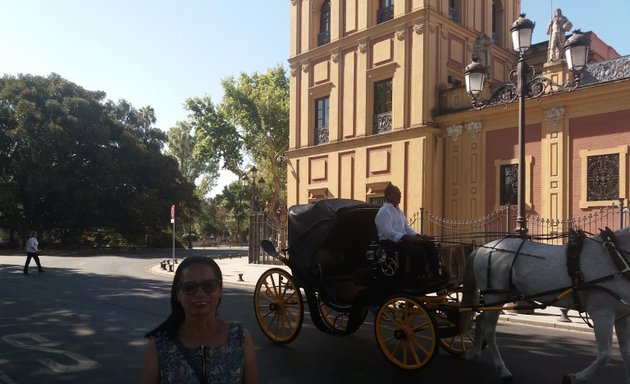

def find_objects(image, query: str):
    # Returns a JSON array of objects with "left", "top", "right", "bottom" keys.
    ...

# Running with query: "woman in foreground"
[{"left": 142, "top": 256, "right": 258, "bottom": 384}]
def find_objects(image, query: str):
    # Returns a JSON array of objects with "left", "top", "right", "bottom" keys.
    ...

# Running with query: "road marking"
[{"left": 2, "top": 333, "right": 99, "bottom": 373}]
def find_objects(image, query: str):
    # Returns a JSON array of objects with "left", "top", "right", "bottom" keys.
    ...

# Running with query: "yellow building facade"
[{"left": 287, "top": 0, "right": 630, "bottom": 230}]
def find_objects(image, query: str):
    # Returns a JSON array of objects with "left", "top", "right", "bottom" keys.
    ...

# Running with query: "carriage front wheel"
[
  {"left": 374, "top": 295, "right": 438, "bottom": 370},
  {"left": 253, "top": 268, "right": 304, "bottom": 344}
]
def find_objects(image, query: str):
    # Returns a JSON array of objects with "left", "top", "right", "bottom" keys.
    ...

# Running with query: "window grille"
[{"left": 587, "top": 154, "right": 619, "bottom": 201}]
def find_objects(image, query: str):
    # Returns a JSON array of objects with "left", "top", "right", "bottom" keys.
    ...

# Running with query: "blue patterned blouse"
[{"left": 154, "top": 322, "right": 245, "bottom": 384}]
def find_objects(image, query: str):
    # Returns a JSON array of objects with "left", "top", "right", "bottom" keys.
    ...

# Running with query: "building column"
[{"left": 541, "top": 106, "right": 568, "bottom": 226}]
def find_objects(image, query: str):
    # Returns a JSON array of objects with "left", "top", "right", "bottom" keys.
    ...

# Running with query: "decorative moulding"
[
  {"left": 446, "top": 124, "right": 463, "bottom": 142},
  {"left": 330, "top": 49, "right": 339, "bottom": 63},
  {"left": 465, "top": 121, "right": 482, "bottom": 136},
  {"left": 301, "top": 61, "right": 310, "bottom": 73},
  {"left": 544, "top": 107, "right": 565, "bottom": 123},
  {"left": 413, "top": 18, "right": 425, "bottom": 34},
  {"left": 358, "top": 39, "right": 368, "bottom": 54},
  {"left": 395, "top": 25, "right": 406, "bottom": 41}
]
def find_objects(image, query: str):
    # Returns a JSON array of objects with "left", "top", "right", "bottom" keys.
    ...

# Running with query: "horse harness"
[{"left": 479, "top": 228, "right": 630, "bottom": 317}]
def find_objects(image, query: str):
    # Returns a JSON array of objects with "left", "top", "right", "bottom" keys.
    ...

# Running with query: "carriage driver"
[{"left": 374, "top": 183, "right": 444, "bottom": 281}]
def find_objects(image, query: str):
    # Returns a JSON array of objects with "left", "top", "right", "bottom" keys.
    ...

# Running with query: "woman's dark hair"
[{"left": 145, "top": 256, "right": 223, "bottom": 339}]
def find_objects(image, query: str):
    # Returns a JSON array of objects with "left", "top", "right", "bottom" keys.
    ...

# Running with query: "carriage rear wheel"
[
  {"left": 253, "top": 268, "right": 304, "bottom": 344},
  {"left": 318, "top": 296, "right": 369, "bottom": 333},
  {"left": 374, "top": 295, "right": 438, "bottom": 370},
  {"left": 431, "top": 289, "right": 476, "bottom": 356},
  {"left": 318, "top": 298, "right": 351, "bottom": 331}
]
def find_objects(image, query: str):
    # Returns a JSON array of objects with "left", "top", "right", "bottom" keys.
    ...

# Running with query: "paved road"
[{"left": 0, "top": 250, "right": 625, "bottom": 383}]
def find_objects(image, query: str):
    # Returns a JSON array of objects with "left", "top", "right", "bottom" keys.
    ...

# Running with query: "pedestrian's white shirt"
[
  {"left": 26, "top": 237, "right": 38, "bottom": 253},
  {"left": 374, "top": 202, "right": 417, "bottom": 242}
]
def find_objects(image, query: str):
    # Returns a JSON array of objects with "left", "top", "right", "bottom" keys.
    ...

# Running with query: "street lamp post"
[
  {"left": 464, "top": 14, "right": 589, "bottom": 238},
  {"left": 242, "top": 166, "right": 265, "bottom": 263}
]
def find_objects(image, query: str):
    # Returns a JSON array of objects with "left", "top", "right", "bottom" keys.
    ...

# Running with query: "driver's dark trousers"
[{"left": 379, "top": 239, "right": 441, "bottom": 280}]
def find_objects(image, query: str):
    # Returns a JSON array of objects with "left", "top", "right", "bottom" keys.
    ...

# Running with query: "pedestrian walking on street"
[
  {"left": 142, "top": 256, "right": 258, "bottom": 384},
  {"left": 23, "top": 232, "right": 44, "bottom": 275}
]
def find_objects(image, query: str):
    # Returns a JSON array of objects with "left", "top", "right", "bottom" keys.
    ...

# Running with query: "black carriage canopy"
[{"left": 287, "top": 198, "right": 381, "bottom": 269}]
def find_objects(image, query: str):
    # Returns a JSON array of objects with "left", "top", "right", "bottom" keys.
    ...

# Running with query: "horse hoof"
[
  {"left": 501, "top": 376, "right": 514, "bottom": 384},
  {"left": 562, "top": 373, "right": 575, "bottom": 384}
]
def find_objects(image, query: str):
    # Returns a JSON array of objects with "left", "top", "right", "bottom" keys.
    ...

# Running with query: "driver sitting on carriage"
[{"left": 375, "top": 183, "right": 446, "bottom": 284}]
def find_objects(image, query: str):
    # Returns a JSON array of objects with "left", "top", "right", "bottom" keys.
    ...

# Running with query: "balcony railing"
[
  {"left": 582, "top": 54, "right": 630, "bottom": 85},
  {"left": 317, "top": 31, "right": 330, "bottom": 46},
  {"left": 315, "top": 125, "right": 329, "bottom": 145},
  {"left": 373, "top": 111, "right": 392, "bottom": 134}
]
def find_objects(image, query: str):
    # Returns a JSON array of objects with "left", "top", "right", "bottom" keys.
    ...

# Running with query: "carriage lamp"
[{"left": 463, "top": 15, "right": 590, "bottom": 238}]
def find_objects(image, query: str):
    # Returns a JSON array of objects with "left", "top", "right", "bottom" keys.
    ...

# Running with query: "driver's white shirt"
[{"left": 374, "top": 202, "right": 417, "bottom": 242}]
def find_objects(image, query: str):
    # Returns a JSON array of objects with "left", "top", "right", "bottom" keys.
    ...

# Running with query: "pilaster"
[{"left": 541, "top": 106, "right": 567, "bottom": 223}]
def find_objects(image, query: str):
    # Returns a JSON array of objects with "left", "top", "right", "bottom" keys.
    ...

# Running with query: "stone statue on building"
[
  {"left": 547, "top": 8, "right": 573, "bottom": 63},
  {"left": 473, "top": 34, "right": 492, "bottom": 74}
]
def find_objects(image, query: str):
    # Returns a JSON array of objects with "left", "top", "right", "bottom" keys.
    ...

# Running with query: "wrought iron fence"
[
  {"left": 410, "top": 200, "right": 628, "bottom": 247},
  {"left": 249, "top": 212, "right": 287, "bottom": 264},
  {"left": 251, "top": 200, "right": 628, "bottom": 265}
]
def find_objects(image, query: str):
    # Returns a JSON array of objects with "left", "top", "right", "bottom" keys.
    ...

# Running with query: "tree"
[
  {"left": 187, "top": 65, "right": 289, "bottom": 224},
  {"left": 221, "top": 65, "right": 289, "bottom": 222},
  {"left": 216, "top": 181, "right": 249, "bottom": 244},
  {"left": 167, "top": 121, "right": 219, "bottom": 196},
  {"left": 0, "top": 73, "right": 196, "bottom": 245},
  {"left": 166, "top": 121, "right": 219, "bottom": 247}
]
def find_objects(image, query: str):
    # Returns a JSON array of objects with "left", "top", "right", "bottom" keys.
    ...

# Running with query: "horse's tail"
[{"left": 460, "top": 248, "right": 480, "bottom": 332}]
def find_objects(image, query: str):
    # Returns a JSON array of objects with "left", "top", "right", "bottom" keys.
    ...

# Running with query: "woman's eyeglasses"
[{"left": 177, "top": 279, "right": 221, "bottom": 295}]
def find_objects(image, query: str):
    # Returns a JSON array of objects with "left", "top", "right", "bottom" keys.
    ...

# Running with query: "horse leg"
[
  {"left": 464, "top": 308, "right": 512, "bottom": 382},
  {"left": 614, "top": 315, "right": 630, "bottom": 384},
  {"left": 465, "top": 312, "right": 485, "bottom": 360},
  {"left": 480, "top": 309, "right": 513, "bottom": 383},
  {"left": 564, "top": 314, "right": 614, "bottom": 383}
]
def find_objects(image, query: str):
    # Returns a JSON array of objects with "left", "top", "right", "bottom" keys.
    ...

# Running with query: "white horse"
[{"left": 461, "top": 226, "right": 630, "bottom": 383}]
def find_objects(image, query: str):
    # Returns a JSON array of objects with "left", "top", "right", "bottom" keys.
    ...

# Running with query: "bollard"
[{"left": 238, "top": 273, "right": 244, "bottom": 281}]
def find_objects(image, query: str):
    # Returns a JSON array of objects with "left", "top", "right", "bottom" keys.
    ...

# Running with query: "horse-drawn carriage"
[
  {"left": 254, "top": 198, "right": 630, "bottom": 383},
  {"left": 253, "top": 198, "right": 470, "bottom": 370}
]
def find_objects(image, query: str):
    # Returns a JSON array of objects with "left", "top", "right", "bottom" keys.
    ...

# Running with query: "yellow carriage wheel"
[
  {"left": 374, "top": 295, "right": 438, "bottom": 370},
  {"left": 318, "top": 298, "right": 350, "bottom": 331},
  {"left": 438, "top": 317, "right": 476, "bottom": 356},
  {"left": 438, "top": 289, "right": 476, "bottom": 356},
  {"left": 253, "top": 268, "right": 304, "bottom": 344}
]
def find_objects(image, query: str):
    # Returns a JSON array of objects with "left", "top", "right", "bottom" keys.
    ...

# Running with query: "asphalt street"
[{"left": 0, "top": 249, "right": 625, "bottom": 383}]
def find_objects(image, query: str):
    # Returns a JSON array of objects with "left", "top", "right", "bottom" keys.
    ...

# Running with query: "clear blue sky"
[{"left": 2, "top": 0, "right": 628, "bottom": 194}]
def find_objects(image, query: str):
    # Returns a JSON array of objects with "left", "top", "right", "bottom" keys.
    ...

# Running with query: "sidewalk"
[{"left": 149, "top": 254, "right": 597, "bottom": 334}]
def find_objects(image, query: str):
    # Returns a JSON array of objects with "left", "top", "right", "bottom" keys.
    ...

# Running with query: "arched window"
[{"left": 318, "top": 0, "right": 331, "bottom": 46}]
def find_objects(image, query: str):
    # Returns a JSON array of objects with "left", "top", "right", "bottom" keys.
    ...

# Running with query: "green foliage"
[
  {"left": 167, "top": 120, "right": 219, "bottom": 195},
  {"left": 0, "top": 73, "right": 196, "bottom": 245},
  {"left": 186, "top": 65, "right": 289, "bottom": 231},
  {"left": 185, "top": 96, "right": 242, "bottom": 174}
]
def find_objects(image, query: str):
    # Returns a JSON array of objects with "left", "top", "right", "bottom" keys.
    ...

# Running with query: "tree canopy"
[
  {"left": 0, "top": 73, "right": 196, "bottom": 245},
  {"left": 185, "top": 65, "right": 289, "bottom": 224}
]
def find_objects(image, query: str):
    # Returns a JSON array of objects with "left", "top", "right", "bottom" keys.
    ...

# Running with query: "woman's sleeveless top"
[{"left": 155, "top": 322, "right": 245, "bottom": 384}]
